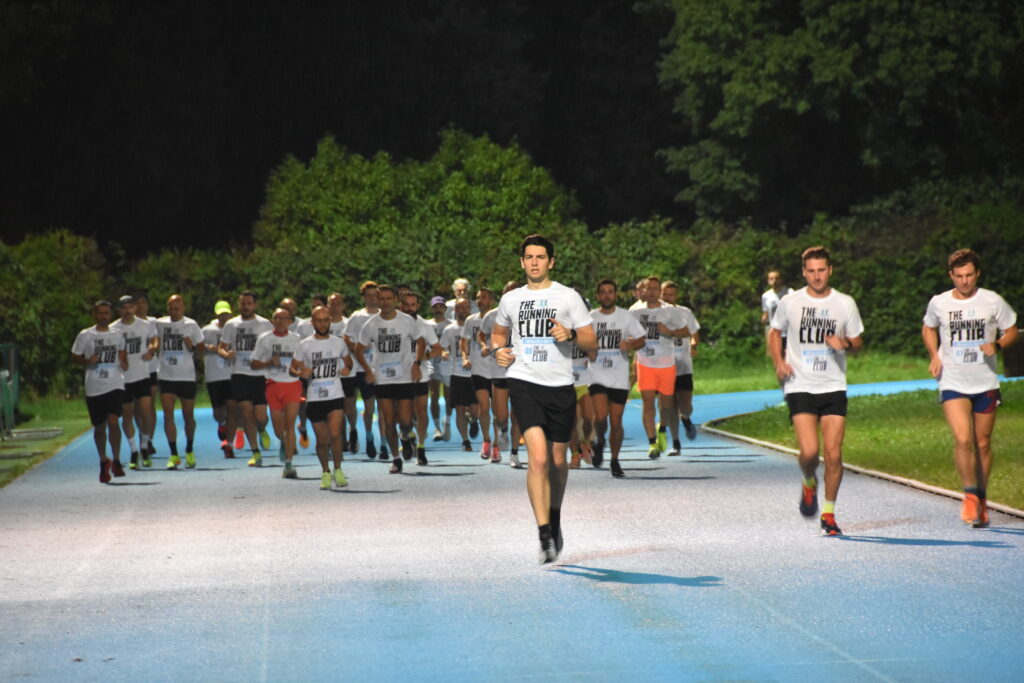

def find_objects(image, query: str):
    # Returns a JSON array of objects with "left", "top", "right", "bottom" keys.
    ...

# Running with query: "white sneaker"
[
  {"left": 432, "top": 429, "right": 443, "bottom": 442},
  {"left": 509, "top": 452, "right": 523, "bottom": 469},
  {"left": 498, "top": 430, "right": 511, "bottom": 451},
  {"left": 441, "top": 422, "right": 451, "bottom": 441}
]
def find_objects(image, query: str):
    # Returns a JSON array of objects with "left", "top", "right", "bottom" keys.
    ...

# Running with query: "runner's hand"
[
  {"left": 928, "top": 356, "right": 943, "bottom": 378},
  {"left": 495, "top": 347, "right": 516, "bottom": 367},
  {"left": 774, "top": 361, "right": 794, "bottom": 382},
  {"left": 979, "top": 342, "right": 997, "bottom": 357},
  {"left": 549, "top": 318, "right": 572, "bottom": 342}
]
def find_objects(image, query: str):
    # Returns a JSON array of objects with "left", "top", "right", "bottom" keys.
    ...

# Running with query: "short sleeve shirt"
[
  {"left": 771, "top": 287, "right": 864, "bottom": 395},
  {"left": 71, "top": 326, "right": 125, "bottom": 396},
  {"left": 481, "top": 309, "right": 506, "bottom": 379},
  {"left": 431, "top": 318, "right": 453, "bottom": 377},
  {"left": 221, "top": 315, "right": 273, "bottom": 377},
  {"left": 441, "top": 323, "right": 470, "bottom": 378},
  {"left": 762, "top": 287, "right": 792, "bottom": 322},
  {"left": 461, "top": 311, "right": 492, "bottom": 379},
  {"left": 252, "top": 330, "right": 303, "bottom": 383},
  {"left": 632, "top": 304, "right": 687, "bottom": 369},
  {"left": 296, "top": 335, "right": 350, "bottom": 401},
  {"left": 589, "top": 307, "right": 646, "bottom": 391},
  {"left": 494, "top": 281, "right": 593, "bottom": 387},
  {"left": 923, "top": 288, "right": 1017, "bottom": 394},
  {"left": 111, "top": 317, "right": 156, "bottom": 384},
  {"left": 416, "top": 315, "right": 438, "bottom": 384},
  {"left": 344, "top": 309, "right": 375, "bottom": 372},
  {"left": 673, "top": 306, "right": 701, "bottom": 375},
  {"left": 155, "top": 316, "right": 204, "bottom": 382},
  {"left": 202, "top": 321, "right": 234, "bottom": 383},
  {"left": 358, "top": 312, "right": 423, "bottom": 385}
]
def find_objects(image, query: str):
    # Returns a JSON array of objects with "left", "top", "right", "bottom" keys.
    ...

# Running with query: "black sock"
[
  {"left": 977, "top": 488, "right": 987, "bottom": 500},
  {"left": 673, "top": 440, "right": 682, "bottom": 450},
  {"left": 549, "top": 508, "right": 561, "bottom": 537},
  {"left": 510, "top": 447, "right": 518, "bottom": 455},
  {"left": 169, "top": 442, "right": 178, "bottom": 455},
  {"left": 682, "top": 418, "right": 693, "bottom": 428},
  {"left": 658, "top": 424, "right": 666, "bottom": 434},
  {"left": 186, "top": 439, "right": 194, "bottom": 453},
  {"left": 538, "top": 523, "right": 552, "bottom": 541},
  {"left": 964, "top": 486, "right": 980, "bottom": 496},
  {"left": 648, "top": 436, "right": 656, "bottom": 445},
  {"left": 417, "top": 446, "right": 425, "bottom": 456}
]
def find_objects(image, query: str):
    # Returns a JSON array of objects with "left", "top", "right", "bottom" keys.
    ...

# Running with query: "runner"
[
  {"left": 401, "top": 290, "right": 441, "bottom": 466},
  {"left": 154, "top": 294, "right": 205, "bottom": 469},
  {"left": 492, "top": 234, "right": 596, "bottom": 564},
  {"left": 445, "top": 277, "right": 479, "bottom": 321},
  {"left": 251, "top": 308, "right": 303, "bottom": 477},
  {"left": 133, "top": 291, "right": 160, "bottom": 464},
  {"left": 292, "top": 305, "right": 353, "bottom": 489},
  {"left": 111, "top": 294, "right": 158, "bottom": 469},
  {"left": 484, "top": 281, "right": 521, "bottom": 467},
  {"left": 296, "top": 293, "right": 328, "bottom": 447},
  {"left": 761, "top": 270, "right": 791, "bottom": 355},
  {"left": 439, "top": 297, "right": 475, "bottom": 451},
  {"left": 71, "top": 300, "right": 128, "bottom": 483},
  {"left": 219, "top": 290, "right": 273, "bottom": 467},
  {"left": 202, "top": 300, "right": 238, "bottom": 458},
  {"left": 568, "top": 329, "right": 597, "bottom": 469},
  {"left": 462, "top": 287, "right": 495, "bottom": 461},
  {"left": 589, "top": 279, "right": 646, "bottom": 478},
  {"left": 922, "top": 248, "right": 1018, "bottom": 528},
  {"left": 661, "top": 280, "right": 701, "bottom": 449},
  {"left": 354, "top": 284, "right": 426, "bottom": 474},
  {"left": 427, "top": 295, "right": 453, "bottom": 441},
  {"left": 631, "top": 276, "right": 690, "bottom": 459},
  {"left": 344, "top": 281, "right": 383, "bottom": 459},
  {"left": 770, "top": 246, "right": 863, "bottom": 536}
]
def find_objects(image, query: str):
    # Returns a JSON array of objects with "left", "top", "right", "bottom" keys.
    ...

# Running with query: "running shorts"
[
  {"left": 86, "top": 390, "right": 125, "bottom": 425},
  {"left": 123, "top": 376, "right": 153, "bottom": 402},
  {"left": 265, "top": 380, "right": 302, "bottom": 411},
  {"left": 471, "top": 374, "right": 492, "bottom": 396},
  {"left": 674, "top": 373, "right": 694, "bottom": 392},
  {"left": 159, "top": 380, "right": 197, "bottom": 400},
  {"left": 354, "top": 372, "right": 376, "bottom": 400},
  {"left": 785, "top": 391, "right": 848, "bottom": 418},
  {"left": 206, "top": 379, "right": 232, "bottom": 408},
  {"left": 940, "top": 389, "right": 1001, "bottom": 414},
  {"left": 637, "top": 364, "right": 675, "bottom": 396},
  {"left": 588, "top": 384, "right": 628, "bottom": 406},
  {"left": 507, "top": 378, "right": 576, "bottom": 444},
  {"left": 375, "top": 383, "right": 415, "bottom": 401},
  {"left": 231, "top": 374, "right": 267, "bottom": 405},
  {"left": 306, "top": 398, "right": 344, "bottom": 423},
  {"left": 449, "top": 376, "right": 477, "bottom": 407}
]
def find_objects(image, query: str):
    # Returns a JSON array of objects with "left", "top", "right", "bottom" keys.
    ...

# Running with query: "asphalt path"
[{"left": 2, "top": 383, "right": 1022, "bottom": 682}]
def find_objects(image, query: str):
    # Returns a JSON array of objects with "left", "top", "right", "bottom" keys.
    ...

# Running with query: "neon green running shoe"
[
  {"left": 259, "top": 430, "right": 271, "bottom": 450},
  {"left": 656, "top": 424, "right": 668, "bottom": 453},
  {"left": 333, "top": 468, "right": 348, "bottom": 488},
  {"left": 247, "top": 452, "right": 262, "bottom": 468},
  {"left": 320, "top": 472, "right": 332, "bottom": 490},
  {"left": 185, "top": 452, "right": 196, "bottom": 469},
  {"left": 167, "top": 455, "right": 181, "bottom": 469}
]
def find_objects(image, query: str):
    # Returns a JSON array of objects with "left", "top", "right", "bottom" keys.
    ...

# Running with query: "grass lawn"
[{"left": 712, "top": 381, "right": 1024, "bottom": 510}]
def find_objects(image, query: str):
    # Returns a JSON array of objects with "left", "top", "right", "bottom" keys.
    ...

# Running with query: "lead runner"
[{"left": 492, "top": 234, "right": 596, "bottom": 564}]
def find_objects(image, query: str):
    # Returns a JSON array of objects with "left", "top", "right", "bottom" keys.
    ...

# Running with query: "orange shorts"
[
  {"left": 636, "top": 364, "right": 676, "bottom": 396},
  {"left": 265, "top": 380, "right": 303, "bottom": 411}
]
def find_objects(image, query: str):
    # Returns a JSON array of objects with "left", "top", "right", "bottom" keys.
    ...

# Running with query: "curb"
[{"left": 701, "top": 418, "right": 1024, "bottom": 520}]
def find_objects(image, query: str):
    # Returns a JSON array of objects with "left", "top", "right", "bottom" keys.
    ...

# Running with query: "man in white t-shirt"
[
  {"left": 761, "top": 270, "right": 791, "bottom": 355},
  {"left": 661, "top": 281, "right": 701, "bottom": 447},
  {"left": 345, "top": 281, "right": 383, "bottom": 459},
  {"left": 486, "top": 281, "right": 522, "bottom": 467},
  {"left": 155, "top": 294, "right": 206, "bottom": 469},
  {"left": 770, "top": 246, "right": 864, "bottom": 537},
  {"left": 493, "top": 234, "right": 596, "bottom": 564},
  {"left": 111, "top": 294, "right": 158, "bottom": 469},
  {"left": 428, "top": 296, "right": 453, "bottom": 441},
  {"left": 71, "top": 300, "right": 128, "bottom": 483},
  {"left": 252, "top": 308, "right": 304, "bottom": 477},
  {"left": 462, "top": 288, "right": 496, "bottom": 462},
  {"left": 922, "top": 248, "right": 1018, "bottom": 528},
  {"left": 401, "top": 290, "right": 442, "bottom": 466},
  {"left": 445, "top": 277, "right": 479, "bottom": 321},
  {"left": 203, "top": 300, "right": 238, "bottom": 458},
  {"left": 133, "top": 291, "right": 161, "bottom": 464},
  {"left": 589, "top": 279, "right": 646, "bottom": 478},
  {"left": 440, "top": 298, "right": 475, "bottom": 451}
]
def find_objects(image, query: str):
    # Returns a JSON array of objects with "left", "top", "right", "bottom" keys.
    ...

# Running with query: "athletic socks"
[
  {"left": 549, "top": 508, "right": 561, "bottom": 539},
  {"left": 538, "top": 523, "right": 553, "bottom": 541},
  {"left": 168, "top": 441, "right": 178, "bottom": 456},
  {"left": 823, "top": 500, "right": 835, "bottom": 515},
  {"left": 803, "top": 476, "right": 817, "bottom": 489},
  {"left": 186, "top": 439, "right": 194, "bottom": 453},
  {"left": 673, "top": 439, "right": 682, "bottom": 450},
  {"left": 648, "top": 436, "right": 657, "bottom": 445}
]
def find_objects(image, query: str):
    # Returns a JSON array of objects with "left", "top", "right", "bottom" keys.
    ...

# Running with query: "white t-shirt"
[
  {"left": 202, "top": 321, "right": 234, "bottom": 383},
  {"left": 137, "top": 315, "right": 160, "bottom": 375},
  {"left": 155, "top": 316, "right": 204, "bottom": 382},
  {"left": 345, "top": 309, "right": 377, "bottom": 373},
  {"left": 923, "top": 288, "right": 1017, "bottom": 394},
  {"left": 111, "top": 317, "right": 156, "bottom": 384},
  {"left": 252, "top": 330, "right": 303, "bottom": 383},
  {"left": 430, "top": 317, "right": 452, "bottom": 378},
  {"left": 762, "top": 287, "right": 792, "bottom": 326},
  {"left": 771, "top": 287, "right": 864, "bottom": 395},
  {"left": 589, "top": 307, "right": 646, "bottom": 391},
  {"left": 461, "top": 310, "right": 492, "bottom": 379},
  {"left": 632, "top": 304, "right": 688, "bottom": 369},
  {"left": 441, "top": 322, "right": 470, "bottom": 378},
  {"left": 481, "top": 308, "right": 506, "bottom": 379},
  {"left": 71, "top": 326, "right": 125, "bottom": 396},
  {"left": 673, "top": 306, "right": 701, "bottom": 375},
  {"left": 494, "top": 281, "right": 593, "bottom": 387},
  {"left": 571, "top": 344, "right": 591, "bottom": 387},
  {"left": 445, "top": 298, "right": 479, "bottom": 321},
  {"left": 295, "top": 317, "right": 315, "bottom": 338},
  {"left": 358, "top": 312, "right": 423, "bottom": 385},
  {"left": 221, "top": 315, "right": 273, "bottom": 377},
  {"left": 416, "top": 315, "right": 438, "bottom": 384},
  {"left": 296, "top": 335, "right": 350, "bottom": 401}
]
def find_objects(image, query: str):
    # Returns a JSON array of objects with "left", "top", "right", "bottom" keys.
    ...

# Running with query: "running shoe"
[
  {"left": 656, "top": 424, "right": 668, "bottom": 453},
  {"left": 480, "top": 441, "right": 491, "bottom": 460},
  {"left": 379, "top": 445, "right": 389, "bottom": 461},
  {"left": 554, "top": 527, "right": 564, "bottom": 555},
  {"left": 111, "top": 459, "right": 125, "bottom": 477},
  {"left": 976, "top": 500, "right": 989, "bottom": 529},
  {"left": 348, "top": 429, "right": 358, "bottom": 454},
  {"left": 185, "top": 452, "right": 196, "bottom": 469},
  {"left": 961, "top": 493, "right": 981, "bottom": 526},
  {"left": 610, "top": 459, "right": 625, "bottom": 478},
  {"left": 299, "top": 429, "right": 310, "bottom": 450},
  {"left": 401, "top": 437, "right": 414, "bottom": 462},
  {"left": 569, "top": 452, "right": 581, "bottom": 469},
  {"left": 366, "top": 436, "right": 377, "bottom": 460},
  {"left": 647, "top": 443, "right": 661, "bottom": 459},
  {"left": 820, "top": 513, "right": 842, "bottom": 536},
  {"left": 282, "top": 462, "right": 298, "bottom": 479},
  {"left": 441, "top": 422, "right": 451, "bottom": 441},
  {"left": 490, "top": 444, "right": 501, "bottom": 464},
  {"left": 539, "top": 535, "right": 558, "bottom": 564},
  {"left": 278, "top": 442, "right": 286, "bottom": 463},
  {"left": 432, "top": 428, "right": 443, "bottom": 442},
  {"left": 167, "top": 455, "right": 181, "bottom": 470},
  {"left": 389, "top": 457, "right": 403, "bottom": 474},
  {"left": 217, "top": 424, "right": 227, "bottom": 442},
  {"left": 142, "top": 452, "right": 152, "bottom": 468},
  {"left": 462, "top": 439, "right": 472, "bottom": 452},
  {"left": 99, "top": 459, "right": 112, "bottom": 484},
  {"left": 233, "top": 428, "right": 245, "bottom": 450},
  {"left": 592, "top": 441, "right": 604, "bottom": 468},
  {"left": 498, "top": 430, "right": 511, "bottom": 452},
  {"left": 259, "top": 430, "right": 271, "bottom": 451},
  {"left": 510, "top": 452, "right": 523, "bottom": 469},
  {"left": 221, "top": 440, "right": 234, "bottom": 458},
  {"left": 666, "top": 447, "right": 681, "bottom": 457},
  {"left": 417, "top": 450, "right": 428, "bottom": 467},
  {"left": 683, "top": 419, "right": 698, "bottom": 441},
  {"left": 799, "top": 480, "right": 819, "bottom": 517},
  {"left": 320, "top": 472, "right": 332, "bottom": 490},
  {"left": 129, "top": 452, "right": 139, "bottom": 470},
  {"left": 247, "top": 452, "right": 262, "bottom": 468},
  {"left": 333, "top": 468, "right": 348, "bottom": 488},
  {"left": 469, "top": 420, "right": 479, "bottom": 439}
]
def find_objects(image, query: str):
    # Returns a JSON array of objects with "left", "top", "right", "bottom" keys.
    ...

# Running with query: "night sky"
[{"left": 2, "top": 1, "right": 684, "bottom": 255}]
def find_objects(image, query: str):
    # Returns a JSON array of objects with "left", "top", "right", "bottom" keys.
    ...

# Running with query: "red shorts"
[
  {"left": 636, "top": 364, "right": 676, "bottom": 396},
  {"left": 265, "top": 380, "right": 303, "bottom": 411}
]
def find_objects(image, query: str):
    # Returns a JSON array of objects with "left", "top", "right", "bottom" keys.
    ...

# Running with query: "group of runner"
[{"left": 72, "top": 236, "right": 1016, "bottom": 561}]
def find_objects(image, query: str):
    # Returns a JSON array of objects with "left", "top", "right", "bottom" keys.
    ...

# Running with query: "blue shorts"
[{"left": 940, "top": 389, "right": 1001, "bottom": 414}]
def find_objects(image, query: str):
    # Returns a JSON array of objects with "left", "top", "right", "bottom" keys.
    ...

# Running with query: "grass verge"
[
  {"left": 712, "top": 381, "right": 1024, "bottom": 510},
  {"left": 1, "top": 395, "right": 92, "bottom": 488}
]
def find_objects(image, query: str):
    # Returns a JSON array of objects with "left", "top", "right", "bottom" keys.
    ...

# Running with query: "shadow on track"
[
  {"left": 107, "top": 481, "right": 161, "bottom": 486},
  {"left": 837, "top": 535, "right": 1012, "bottom": 548},
  {"left": 553, "top": 565, "right": 722, "bottom": 587}
]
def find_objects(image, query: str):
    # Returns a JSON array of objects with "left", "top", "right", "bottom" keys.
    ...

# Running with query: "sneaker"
[
  {"left": 976, "top": 500, "right": 989, "bottom": 528},
  {"left": 167, "top": 455, "right": 181, "bottom": 470},
  {"left": 469, "top": 420, "right": 479, "bottom": 439},
  {"left": 656, "top": 425, "right": 668, "bottom": 453},
  {"left": 221, "top": 441, "right": 234, "bottom": 458},
  {"left": 247, "top": 452, "right": 262, "bottom": 468},
  {"left": 185, "top": 452, "right": 196, "bottom": 469},
  {"left": 417, "top": 450, "right": 428, "bottom": 467},
  {"left": 647, "top": 443, "right": 661, "bottom": 459},
  {"left": 348, "top": 429, "right": 358, "bottom": 454},
  {"left": 666, "top": 448, "right": 681, "bottom": 457},
  {"left": 278, "top": 442, "right": 286, "bottom": 463},
  {"left": 128, "top": 452, "right": 139, "bottom": 470},
  {"left": 498, "top": 430, "right": 511, "bottom": 451},
  {"left": 333, "top": 468, "right": 348, "bottom": 488},
  {"left": 683, "top": 419, "right": 698, "bottom": 441},
  {"left": 490, "top": 444, "right": 501, "bottom": 464},
  {"left": 366, "top": 436, "right": 377, "bottom": 460},
  {"left": 298, "top": 429, "right": 310, "bottom": 450},
  {"left": 554, "top": 527, "right": 564, "bottom": 555},
  {"left": 961, "top": 493, "right": 981, "bottom": 526},
  {"left": 510, "top": 452, "right": 523, "bottom": 469},
  {"left": 379, "top": 445, "right": 389, "bottom": 461},
  {"left": 282, "top": 462, "right": 298, "bottom": 479},
  {"left": 480, "top": 442, "right": 491, "bottom": 460},
  {"left": 320, "top": 472, "right": 332, "bottom": 490},
  {"left": 610, "top": 459, "right": 625, "bottom": 478},
  {"left": 569, "top": 452, "right": 581, "bottom": 469},
  {"left": 820, "top": 513, "right": 842, "bottom": 536},
  {"left": 799, "top": 480, "right": 819, "bottom": 517},
  {"left": 389, "top": 457, "right": 403, "bottom": 474},
  {"left": 217, "top": 424, "right": 227, "bottom": 442},
  {"left": 441, "top": 422, "right": 451, "bottom": 441},
  {"left": 259, "top": 430, "right": 271, "bottom": 450},
  {"left": 432, "top": 428, "right": 443, "bottom": 442},
  {"left": 592, "top": 441, "right": 604, "bottom": 468},
  {"left": 233, "top": 428, "right": 245, "bottom": 450},
  {"left": 100, "top": 459, "right": 112, "bottom": 483},
  {"left": 539, "top": 535, "right": 558, "bottom": 564},
  {"left": 462, "top": 439, "right": 472, "bottom": 452},
  {"left": 142, "top": 452, "right": 153, "bottom": 468},
  {"left": 401, "top": 437, "right": 414, "bottom": 462}
]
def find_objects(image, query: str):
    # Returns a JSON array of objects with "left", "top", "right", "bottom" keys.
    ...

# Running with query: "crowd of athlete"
[{"left": 72, "top": 239, "right": 1016, "bottom": 561}]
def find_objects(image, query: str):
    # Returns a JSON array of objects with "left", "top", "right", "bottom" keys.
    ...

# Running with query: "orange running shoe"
[
  {"left": 975, "top": 499, "right": 990, "bottom": 528},
  {"left": 233, "top": 428, "right": 245, "bottom": 450},
  {"left": 961, "top": 493, "right": 981, "bottom": 526}
]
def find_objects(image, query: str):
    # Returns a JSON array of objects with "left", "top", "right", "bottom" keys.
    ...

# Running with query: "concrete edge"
[{"left": 701, "top": 418, "right": 1024, "bottom": 520}]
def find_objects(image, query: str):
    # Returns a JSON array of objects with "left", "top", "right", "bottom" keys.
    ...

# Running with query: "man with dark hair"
[
  {"left": 661, "top": 280, "right": 701, "bottom": 446},
  {"left": 345, "top": 281, "right": 383, "bottom": 459},
  {"left": 440, "top": 297, "right": 475, "bottom": 450},
  {"left": 155, "top": 294, "right": 205, "bottom": 469},
  {"left": 202, "top": 300, "right": 237, "bottom": 457},
  {"left": 761, "top": 270, "right": 791, "bottom": 356},
  {"left": 770, "top": 246, "right": 863, "bottom": 536},
  {"left": 219, "top": 290, "right": 273, "bottom": 467},
  {"left": 428, "top": 295, "right": 453, "bottom": 441},
  {"left": 484, "top": 281, "right": 521, "bottom": 467},
  {"left": 401, "top": 289, "right": 441, "bottom": 466},
  {"left": 922, "top": 248, "right": 1018, "bottom": 528},
  {"left": 492, "top": 234, "right": 597, "bottom": 564},
  {"left": 133, "top": 291, "right": 160, "bottom": 464},
  {"left": 71, "top": 300, "right": 128, "bottom": 483},
  {"left": 111, "top": 294, "right": 158, "bottom": 469},
  {"left": 462, "top": 287, "right": 496, "bottom": 461}
]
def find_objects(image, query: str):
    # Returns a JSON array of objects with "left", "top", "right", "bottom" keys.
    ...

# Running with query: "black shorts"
[
  {"left": 675, "top": 373, "right": 694, "bottom": 392},
  {"left": 206, "top": 380, "right": 233, "bottom": 409},
  {"left": 159, "top": 380, "right": 197, "bottom": 400},
  {"left": 449, "top": 375, "right": 477, "bottom": 407},
  {"left": 785, "top": 391, "right": 848, "bottom": 418},
  {"left": 588, "top": 384, "right": 629, "bottom": 406},
  {"left": 375, "top": 383, "right": 415, "bottom": 401},
  {"left": 86, "top": 390, "right": 125, "bottom": 425},
  {"left": 412, "top": 381, "right": 429, "bottom": 398},
  {"left": 340, "top": 376, "right": 357, "bottom": 399},
  {"left": 149, "top": 371, "right": 158, "bottom": 384},
  {"left": 231, "top": 374, "right": 267, "bottom": 405},
  {"left": 306, "top": 398, "right": 344, "bottom": 423},
  {"left": 355, "top": 372, "right": 376, "bottom": 400},
  {"left": 492, "top": 377, "right": 508, "bottom": 390},
  {"left": 123, "top": 377, "right": 153, "bottom": 402},
  {"left": 507, "top": 378, "right": 576, "bottom": 444},
  {"left": 471, "top": 374, "right": 492, "bottom": 396}
]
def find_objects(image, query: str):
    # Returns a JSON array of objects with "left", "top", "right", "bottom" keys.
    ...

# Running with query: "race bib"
[
  {"left": 801, "top": 348, "right": 831, "bottom": 373},
  {"left": 952, "top": 341, "right": 984, "bottom": 365},
  {"left": 381, "top": 360, "right": 400, "bottom": 379},
  {"left": 522, "top": 337, "right": 556, "bottom": 365}
]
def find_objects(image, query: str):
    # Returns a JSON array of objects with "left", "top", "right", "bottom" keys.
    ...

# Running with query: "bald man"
[{"left": 155, "top": 294, "right": 205, "bottom": 468}]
